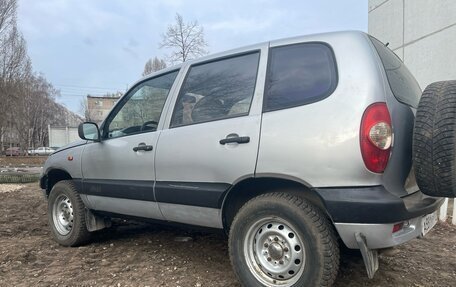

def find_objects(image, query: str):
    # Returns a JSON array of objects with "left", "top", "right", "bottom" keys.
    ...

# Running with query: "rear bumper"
[
  {"left": 333, "top": 214, "right": 435, "bottom": 249},
  {"left": 314, "top": 186, "right": 444, "bottom": 249},
  {"left": 315, "top": 185, "right": 443, "bottom": 224}
]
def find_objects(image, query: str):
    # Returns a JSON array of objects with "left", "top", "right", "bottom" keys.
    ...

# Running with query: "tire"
[
  {"left": 413, "top": 80, "right": 456, "bottom": 198},
  {"left": 48, "top": 180, "right": 91, "bottom": 246},
  {"left": 229, "top": 192, "right": 339, "bottom": 287}
]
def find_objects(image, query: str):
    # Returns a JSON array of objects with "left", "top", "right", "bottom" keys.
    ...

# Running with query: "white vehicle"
[{"left": 30, "top": 147, "right": 55, "bottom": 156}]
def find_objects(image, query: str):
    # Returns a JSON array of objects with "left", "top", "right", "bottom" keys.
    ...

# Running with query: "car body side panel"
[
  {"left": 42, "top": 144, "right": 85, "bottom": 179},
  {"left": 257, "top": 32, "right": 386, "bottom": 187},
  {"left": 154, "top": 45, "right": 268, "bottom": 227},
  {"left": 79, "top": 129, "right": 164, "bottom": 220},
  {"left": 155, "top": 114, "right": 261, "bottom": 228},
  {"left": 84, "top": 195, "right": 163, "bottom": 220},
  {"left": 80, "top": 133, "right": 159, "bottom": 181}
]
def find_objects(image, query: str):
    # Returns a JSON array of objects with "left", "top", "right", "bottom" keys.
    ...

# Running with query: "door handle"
[
  {"left": 133, "top": 142, "right": 153, "bottom": 152},
  {"left": 219, "top": 134, "right": 250, "bottom": 145}
]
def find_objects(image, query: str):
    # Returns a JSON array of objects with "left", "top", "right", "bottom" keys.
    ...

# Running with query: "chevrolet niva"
[{"left": 40, "top": 31, "right": 456, "bottom": 287}]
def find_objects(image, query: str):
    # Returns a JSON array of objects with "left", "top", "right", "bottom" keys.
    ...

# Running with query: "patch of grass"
[{"left": 0, "top": 173, "right": 40, "bottom": 183}]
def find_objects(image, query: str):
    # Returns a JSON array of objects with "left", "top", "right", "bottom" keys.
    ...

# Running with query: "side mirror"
[{"left": 78, "top": 122, "right": 101, "bottom": 142}]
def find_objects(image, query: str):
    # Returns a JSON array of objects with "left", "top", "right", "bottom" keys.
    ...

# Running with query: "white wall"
[
  {"left": 368, "top": 0, "right": 456, "bottom": 89},
  {"left": 49, "top": 126, "right": 80, "bottom": 148}
]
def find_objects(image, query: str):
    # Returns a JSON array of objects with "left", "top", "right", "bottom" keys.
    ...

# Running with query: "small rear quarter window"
[{"left": 264, "top": 42, "right": 338, "bottom": 112}]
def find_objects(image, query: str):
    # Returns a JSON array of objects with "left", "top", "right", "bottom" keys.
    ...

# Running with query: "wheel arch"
[
  {"left": 43, "top": 168, "right": 73, "bottom": 196},
  {"left": 221, "top": 175, "right": 331, "bottom": 232}
]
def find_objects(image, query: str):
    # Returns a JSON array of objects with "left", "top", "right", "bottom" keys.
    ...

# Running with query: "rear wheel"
[
  {"left": 48, "top": 180, "right": 91, "bottom": 246},
  {"left": 229, "top": 192, "right": 339, "bottom": 287},
  {"left": 413, "top": 80, "right": 456, "bottom": 198}
]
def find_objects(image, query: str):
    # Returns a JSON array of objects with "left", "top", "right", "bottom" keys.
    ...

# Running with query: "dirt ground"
[{"left": 0, "top": 183, "right": 455, "bottom": 287}]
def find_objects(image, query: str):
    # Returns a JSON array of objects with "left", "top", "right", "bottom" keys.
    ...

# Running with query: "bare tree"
[
  {"left": 159, "top": 13, "right": 208, "bottom": 64},
  {"left": 0, "top": 0, "right": 16, "bottom": 41},
  {"left": 11, "top": 73, "right": 62, "bottom": 151},
  {"left": 0, "top": 0, "right": 71, "bottom": 152},
  {"left": 142, "top": 56, "right": 167, "bottom": 76},
  {"left": 0, "top": 0, "right": 32, "bottom": 152}
]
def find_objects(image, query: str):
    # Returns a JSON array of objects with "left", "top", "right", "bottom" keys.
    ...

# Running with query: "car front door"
[
  {"left": 155, "top": 48, "right": 267, "bottom": 228},
  {"left": 79, "top": 70, "right": 180, "bottom": 219}
]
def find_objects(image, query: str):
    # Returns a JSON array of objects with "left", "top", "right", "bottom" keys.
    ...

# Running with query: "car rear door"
[
  {"left": 155, "top": 47, "right": 268, "bottom": 228},
  {"left": 79, "top": 70, "right": 180, "bottom": 219}
]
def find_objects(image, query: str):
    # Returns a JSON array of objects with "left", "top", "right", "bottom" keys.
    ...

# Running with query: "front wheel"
[
  {"left": 48, "top": 180, "right": 91, "bottom": 246},
  {"left": 229, "top": 192, "right": 339, "bottom": 287}
]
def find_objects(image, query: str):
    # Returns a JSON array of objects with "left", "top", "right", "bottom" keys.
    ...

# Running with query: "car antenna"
[{"left": 385, "top": 42, "right": 390, "bottom": 47}]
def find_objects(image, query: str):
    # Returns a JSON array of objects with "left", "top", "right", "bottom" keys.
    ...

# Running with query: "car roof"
[{"left": 126, "top": 30, "right": 367, "bottom": 97}]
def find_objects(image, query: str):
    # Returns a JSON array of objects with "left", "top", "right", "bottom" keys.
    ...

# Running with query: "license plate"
[{"left": 421, "top": 211, "right": 438, "bottom": 236}]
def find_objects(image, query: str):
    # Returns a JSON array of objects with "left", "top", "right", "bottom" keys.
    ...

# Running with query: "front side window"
[
  {"left": 104, "top": 71, "right": 178, "bottom": 139},
  {"left": 264, "top": 43, "right": 338, "bottom": 112},
  {"left": 170, "top": 52, "right": 260, "bottom": 127}
]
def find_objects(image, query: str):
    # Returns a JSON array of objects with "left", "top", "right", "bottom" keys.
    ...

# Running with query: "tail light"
[{"left": 360, "top": 103, "right": 392, "bottom": 173}]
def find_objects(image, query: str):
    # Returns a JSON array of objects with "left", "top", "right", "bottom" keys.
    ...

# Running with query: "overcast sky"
[{"left": 18, "top": 0, "right": 367, "bottom": 115}]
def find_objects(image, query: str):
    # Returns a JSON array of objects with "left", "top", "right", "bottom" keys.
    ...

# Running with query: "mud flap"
[
  {"left": 355, "top": 232, "right": 379, "bottom": 279},
  {"left": 85, "top": 209, "right": 111, "bottom": 232}
]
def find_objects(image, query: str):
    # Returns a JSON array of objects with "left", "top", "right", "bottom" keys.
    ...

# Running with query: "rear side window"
[
  {"left": 370, "top": 36, "right": 421, "bottom": 108},
  {"left": 264, "top": 43, "right": 337, "bottom": 112}
]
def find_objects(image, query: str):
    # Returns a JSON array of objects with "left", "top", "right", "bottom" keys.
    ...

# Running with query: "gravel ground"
[
  {"left": 0, "top": 183, "right": 455, "bottom": 287},
  {"left": 0, "top": 184, "right": 24, "bottom": 193}
]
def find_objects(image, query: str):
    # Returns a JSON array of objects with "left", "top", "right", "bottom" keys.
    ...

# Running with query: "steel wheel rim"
[
  {"left": 244, "top": 216, "right": 306, "bottom": 286},
  {"left": 52, "top": 194, "right": 74, "bottom": 235}
]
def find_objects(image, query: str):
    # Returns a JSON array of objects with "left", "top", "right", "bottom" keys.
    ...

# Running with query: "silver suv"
[{"left": 40, "top": 31, "right": 445, "bottom": 286}]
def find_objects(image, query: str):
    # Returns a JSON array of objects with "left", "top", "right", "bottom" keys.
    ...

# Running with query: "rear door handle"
[
  {"left": 133, "top": 142, "right": 153, "bottom": 152},
  {"left": 219, "top": 134, "right": 250, "bottom": 145}
]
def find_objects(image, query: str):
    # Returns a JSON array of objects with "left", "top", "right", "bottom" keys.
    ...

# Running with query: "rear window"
[
  {"left": 370, "top": 36, "right": 421, "bottom": 108},
  {"left": 264, "top": 42, "right": 338, "bottom": 112}
]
